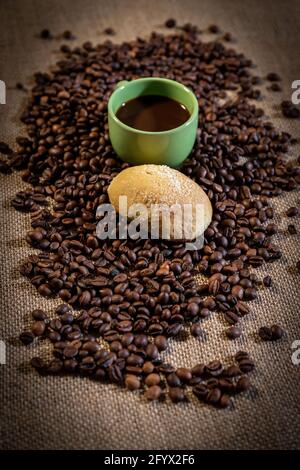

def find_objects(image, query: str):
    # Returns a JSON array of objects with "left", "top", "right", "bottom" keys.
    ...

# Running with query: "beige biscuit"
[{"left": 107, "top": 165, "right": 213, "bottom": 240}]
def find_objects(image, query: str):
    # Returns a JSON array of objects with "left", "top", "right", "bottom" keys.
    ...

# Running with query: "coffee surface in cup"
[{"left": 116, "top": 95, "right": 190, "bottom": 132}]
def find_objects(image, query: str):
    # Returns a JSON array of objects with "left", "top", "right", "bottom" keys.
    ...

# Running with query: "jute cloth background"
[{"left": 0, "top": 0, "right": 300, "bottom": 450}]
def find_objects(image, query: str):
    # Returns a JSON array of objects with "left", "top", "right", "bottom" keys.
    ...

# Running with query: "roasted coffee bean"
[
  {"left": 104, "top": 27, "right": 115, "bottom": 35},
  {"left": 190, "top": 323, "right": 203, "bottom": 337},
  {"left": 176, "top": 367, "right": 192, "bottom": 384},
  {"left": 145, "top": 385, "right": 162, "bottom": 401},
  {"left": 193, "top": 383, "right": 208, "bottom": 400},
  {"left": 288, "top": 224, "right": 297, "bottom": 235},
  {"left": 206, "top": 387, "right": 221, "bottom": 404},
  {"left": 169, "top": 387, "right": 186, "bottom": 403},
  {"left": 258, "top": 326, "right": 273, "bottom": 341},
  {"left": 154, "top": 335, "right": 168, "bottom": 351},
  {"left": 267, "top": 72, "right": 281, "bottom": 82},
  {"left": 297, "top": 260, "right": 300, "bottom": 272},
  {"left": 287, "top": 207, "right": 299, "bottom": 217},
  {"left": 205, "top": 360, "right": 223, "bottom": 377},
  {"left": 167, "top": 372, "right": 181, "bottom": 387},
  {"left": 191, "top": 363, "right": 205, "bottom": 377},
  {"left": 31, "top": 309, "right": 48, "bottom": 321},
  {"left": 263, "top": 275, "right": 272, "bottom": 287},
  {"left": 125, "top": 374, "right": 140, "bottom": 391},
  {"left": 39, "top": 29, "right": 52, "bottom": 39},
  {"left": 20, "top": 331, "right": 35, "bottom": 345},
  {"left": 31, "top": 356, "right": 46, "bottom": 371},
  {"left": 236, "top": 375, "right": 251, "bottom": 392},
  {"left": 238, "top": 358, "right": 255, "bottom": 373},
  {"left": 32, "top": 321, "right": 46, "bottom": 337},
  {"left": 145, "top": 373, "right": 161, "bottom": 387},
  {"left": 226, "top": 325, "right": 241, "bottom": 340},
  {"left": 208, "top": 24, "right": 220, "bottom": 33},
  {"left": 165, "top": 18, "right": 176, "bottom": 28},
  {"left": 271, "top": 324, "right": 285, "bottom": 340}
]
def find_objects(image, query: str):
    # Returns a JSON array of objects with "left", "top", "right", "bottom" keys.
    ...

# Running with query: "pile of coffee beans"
[{"left": 3, "top": 24, "right": 300, "bottom": 407}]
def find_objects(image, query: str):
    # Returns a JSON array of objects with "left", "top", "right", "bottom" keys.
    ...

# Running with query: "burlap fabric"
[{"left": 0, "top": 0, "right": 300, "bottom": 450}]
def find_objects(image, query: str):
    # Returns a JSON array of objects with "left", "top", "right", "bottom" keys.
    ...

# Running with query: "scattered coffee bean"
[
  {"left": 263, "top": 275, "right": 272, "bottom": 287},
  {"left": 267, "top": 72, "right": 281, "bottom": 82},
  {"left": 32, "top": 321, "right": 46, "bottom": 337},
  {"left": 20, "top": 331, "right": 34, "bottom": 345},
  {"left": 190, "top": 323, "right": 203, "bottom": 337},
  {"left": 145, "top": 385, "right": 162, "bottom": 401},
  {"left": 104, "top": 27, "right": 115, "bottom": 35},
  {"left": 288, "top": 224, "right": 297, "bottom": 235},
  {"left": 145, "top": 373, "right": 161, "bottom": 387},
  {"left": 269, "top": 83, "right": 281, "bottom": 92},
  {"left": 286, "top": 207, "right": 299, "bottom": 217},
  {"left": 39, "top": 29, "right": 52, "bottom": 39},
  {"left": 165, "top": 18, "right": 176, "bottom": 28},
  {"left": 169, "top": 387, "right": 186, "bottom": 403},
  {"left": 236, "top": 375, "right": 251, "bottom": 392},
  {"left": 281, "top": 100, "right": 300, "bottom": 118},
  {"left": 271, "top": 324, "right": 285, "bottom": 340},
  {"left": 62, "top": 30, "right": 75, "bottom": 40},
  {"left": 226, "top": 325, "right": 241, "bottom": 340},
  {"left": 125, "top": 374, "right": 140, "bottom": 390},
  {"left": 208, "top": 24, "right": 220, "bottom": 33}
]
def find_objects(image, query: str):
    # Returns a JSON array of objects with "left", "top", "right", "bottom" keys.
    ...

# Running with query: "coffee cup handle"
[{"left": 115, "top": 80, "right": 129, "bottom": 89}]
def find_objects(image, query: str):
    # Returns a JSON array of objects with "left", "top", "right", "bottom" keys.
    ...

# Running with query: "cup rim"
[{"left": 108, "top": 77, "right": 199, "bottom": 135}]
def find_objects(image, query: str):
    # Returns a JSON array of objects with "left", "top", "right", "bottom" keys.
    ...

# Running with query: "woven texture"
[{"left": 0, "top": 0, "right": 300, "bottom": 450}]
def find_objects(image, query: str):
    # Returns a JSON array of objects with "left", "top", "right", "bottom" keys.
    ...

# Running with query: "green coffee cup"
[{"left": 108, "top": 77, "right": 199, "bottom": 167}]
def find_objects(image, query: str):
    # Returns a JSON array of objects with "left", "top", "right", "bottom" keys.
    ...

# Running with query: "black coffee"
[{"left": 116, "top": 95, "right": 190, "bottom": 132}]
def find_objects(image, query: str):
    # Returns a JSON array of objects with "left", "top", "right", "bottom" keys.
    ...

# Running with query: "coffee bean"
[
  {"left": 32, "top": 321, "right": 46, "bottom": 337},
  {"left": 219, "top": 394, "right": 231, "bottom": 408},
  {"left": 145, "top": 385, "right": 162, "bottom": 401},
  {"left": 208, "top": 24, "right": 220, "bottom": 33},
  {"left": 263, "top": 275, "right": 272, "bottom": 287},
  {"left": 190, "top": 323, "right": 203, "bottom": 337},
  {"left": 145, "top": 373, "right": 161, "bottom": 387},
  {"left": 226, "top": 325, "right": 241, "bottom": 340},
  {"left": 287, "top": 207, "right": 299, "bottom": 217},
  {"left": 271, "top": 324, "right": 285, "bottom": 340},
  {"left": 125, "top": 374, "right": 140, "bottom": 391},
  {"left": 288, "top": 224, "right": 297, "bottom": 235},
  {"left": 31, "top": 309, "right": 48, "bottom": 321},
  {"left": 297, "top": 261, "right": 300, "bottom": 272},
  {"left": 62, "top": 30, "right": 75, "bottom": 40},
  {"left": 165, "top": 18, "right": 176, "bottom": 28},
  {"left": 63, "top": 345, "right": 78, "bottom": 358},
  {"left": 167, "top": 372, "right": 181, "bottom": 387},
  {"left": 266, "top": 72, "right": 281, "bottom": 82},
  {"left": 176, "top": 367, "right": 192, "bottom": 384},
  {"left": 207, "top": 387, "right": 221, "bottom": 404},
  {"left": 39, "top": 29, "right": 52, "bottom": 39},
  {"left": 236, "top": 375, "right": 251, "bottom": 392},
  {"left": 154, "top": 335, "right": 168, "bottom": 351},
  {"left": 239, "top": 358, "right": 255, "bottom": 373},
  {"left": 104, "top": 27, "right": 115, "bottom": 35},
  {"left": 20, "top": 331, "right": 35, "bottom": 345},
  {"left": 169, "top": 387, "right": 186, "bottom": 403},
  {"left": 193, "top": 383, "right": 208, "bottom": 400}
]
